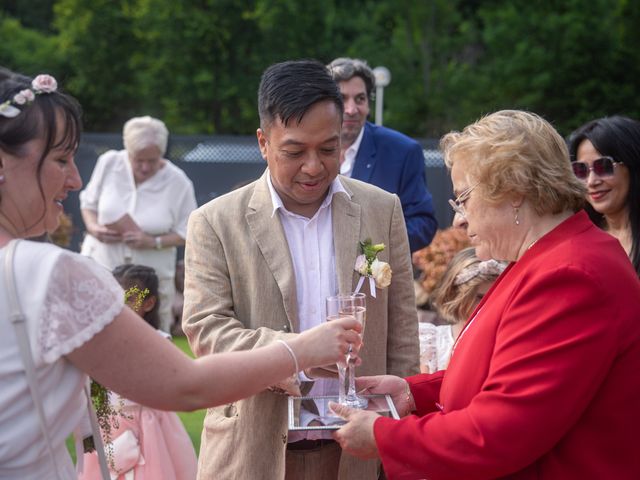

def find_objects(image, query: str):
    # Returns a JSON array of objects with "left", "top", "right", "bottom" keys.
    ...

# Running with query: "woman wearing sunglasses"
[
  {"left": 568, "top": 115, "right": 640, "bottom": 276},
  {"left": 330, "top": 110, "right": 640, "bottom": 479}
]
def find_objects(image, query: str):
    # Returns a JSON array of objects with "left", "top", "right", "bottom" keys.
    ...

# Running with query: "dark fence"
[{"left": 63, "top": 134, "right": 453, "bottom": 252}]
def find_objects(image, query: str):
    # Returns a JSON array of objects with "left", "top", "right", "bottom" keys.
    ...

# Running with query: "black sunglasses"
[{"left": 571, "top": 156, "right": 621, "bottom": 180}]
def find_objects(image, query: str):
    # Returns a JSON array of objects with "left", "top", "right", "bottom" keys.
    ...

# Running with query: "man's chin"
[{"left": 341, "top": 129, "right": 361, "bottom": 146}]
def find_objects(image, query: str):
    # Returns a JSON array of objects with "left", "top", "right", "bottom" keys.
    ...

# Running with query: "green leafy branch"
[{"left": 84, "top": 285, "right": 150, "bottom": 465}]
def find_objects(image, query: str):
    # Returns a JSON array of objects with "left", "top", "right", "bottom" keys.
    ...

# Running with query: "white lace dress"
[
  {"left": 418, "top": 322, "right": 455, "bottom": 373},
  {"left": 0, "top": 240, "right": 123, "bottom": 479}
]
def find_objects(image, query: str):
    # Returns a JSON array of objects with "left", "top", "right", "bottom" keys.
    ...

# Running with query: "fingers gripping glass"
[
  {"left": 448, "top": 183, "right": 479, "bottom": 218},
  {"left": 571, "top": 156, "right": 621, "bottom": 180}
]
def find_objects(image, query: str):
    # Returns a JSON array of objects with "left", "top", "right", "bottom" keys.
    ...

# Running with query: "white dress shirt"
[
  {"left": 340, "top": 126, "right": 365, "bottom": 177},
  {"left": 267, "top": 174, "right": 350, "bottom": 439}
]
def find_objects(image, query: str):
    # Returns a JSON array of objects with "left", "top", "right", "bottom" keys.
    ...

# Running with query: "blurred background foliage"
[{"left": 1, "top": 0, "right": 639, "bottom": 137}]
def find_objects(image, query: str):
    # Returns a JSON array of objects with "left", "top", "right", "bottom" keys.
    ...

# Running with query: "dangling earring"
[
  {"left": 514, "top": 207, "right": 520, "bottom": 225},
  {"left": 0, "top": 174, "right": 5, "bottom": 185}
]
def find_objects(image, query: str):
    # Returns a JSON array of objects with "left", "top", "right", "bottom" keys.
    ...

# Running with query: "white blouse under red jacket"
[{"left": 375, "top": 211, "right": 640, "bottom": 480}]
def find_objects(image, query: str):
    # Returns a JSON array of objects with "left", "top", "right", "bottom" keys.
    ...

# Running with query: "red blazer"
[{"left": 375, "top": 211, "right": 640, "bottom": 479}]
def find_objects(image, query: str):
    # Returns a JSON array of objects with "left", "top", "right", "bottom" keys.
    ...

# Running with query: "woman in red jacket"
[{"left": 332, "top": 110, "right": 640, "bottom": 479}]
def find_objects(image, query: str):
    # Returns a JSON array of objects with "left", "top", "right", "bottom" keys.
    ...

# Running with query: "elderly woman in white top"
[{"left": 80, "top": 116, "right": 197, "bottom": 332}]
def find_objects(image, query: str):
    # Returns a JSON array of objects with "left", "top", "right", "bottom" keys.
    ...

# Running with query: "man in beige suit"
[{"left": 183, "top": 59, "right": 419, "bottom": 480}]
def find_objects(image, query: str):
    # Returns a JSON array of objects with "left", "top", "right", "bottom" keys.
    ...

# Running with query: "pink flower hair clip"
[{"left": 0, "top": 74, "right": 58, "bottom": 118}]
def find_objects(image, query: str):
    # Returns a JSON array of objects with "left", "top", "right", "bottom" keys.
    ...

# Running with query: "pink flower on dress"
[{"left": 32, "top": 74, "right": 58, "bottom": 93}]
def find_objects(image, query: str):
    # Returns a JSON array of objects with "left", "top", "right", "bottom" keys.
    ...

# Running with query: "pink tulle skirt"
[{"left": 79, "top": 405, "right": 197, "bottom": 480}]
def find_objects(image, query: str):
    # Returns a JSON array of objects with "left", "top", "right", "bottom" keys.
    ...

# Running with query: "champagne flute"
[{"left": 326, "top": 293, "right": 368, "bottom": 409}]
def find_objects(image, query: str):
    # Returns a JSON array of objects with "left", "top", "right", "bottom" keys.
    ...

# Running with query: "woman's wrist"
[
  {"left": 286, "top": 336, "right": 308, "bottom": 372},
  {"left": 276, "top": 339, "right": 301, "bottom": 386}
]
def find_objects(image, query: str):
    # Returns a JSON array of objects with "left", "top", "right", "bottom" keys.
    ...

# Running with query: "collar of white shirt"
[
  {"left": 340, "top": 125, "right": 365, "bottom": 177},
  {"left": 267, "top": 174, "right": 350, "bottom": 218}
]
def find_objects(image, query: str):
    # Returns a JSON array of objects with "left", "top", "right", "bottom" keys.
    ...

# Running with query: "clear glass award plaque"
[{"left": 288, "top": 394, "right": 400, "bottom": 431}]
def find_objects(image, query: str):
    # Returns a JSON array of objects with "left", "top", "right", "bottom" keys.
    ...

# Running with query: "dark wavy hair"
[
  {"left": 327, "top": 57, "right": 376, "bottom": 100},
  {"left": 0, "top": 67, "right": 82, "bottom": 233},
  {"left": 568, "top": 116, "right": 640, "bottom": 276},
  {"left": 113, "top": 264, "right": 161, "bottom": 329}
]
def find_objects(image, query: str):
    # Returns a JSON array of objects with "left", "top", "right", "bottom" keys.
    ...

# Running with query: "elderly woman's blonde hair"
[
  {"left": 430, "top": 247, "right": 504, "bottom": 325},
  {"left": 123, "top": 116, "right": 169, "bottom": 156},
  {"left": 441, "top": 110, "right": 585, "bottom": 215}
]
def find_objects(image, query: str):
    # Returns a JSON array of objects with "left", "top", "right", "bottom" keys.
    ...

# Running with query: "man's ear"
[{"left": 256, "top": 128, "right": 268, "bottom": 162}]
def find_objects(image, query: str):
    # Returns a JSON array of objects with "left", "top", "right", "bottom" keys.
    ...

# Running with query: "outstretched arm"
[{"left": 66, "top": 306, "right": 361, "bottom": 412}]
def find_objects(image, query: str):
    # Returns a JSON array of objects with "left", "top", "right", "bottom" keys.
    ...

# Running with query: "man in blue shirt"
[{"left": 327, "top": 57, "right": 437, "bottom": 252}]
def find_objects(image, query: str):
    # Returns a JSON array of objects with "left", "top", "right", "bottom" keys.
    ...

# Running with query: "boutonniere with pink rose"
[{"left": 354, "top": 238, "right": 392, "bottom": 298}]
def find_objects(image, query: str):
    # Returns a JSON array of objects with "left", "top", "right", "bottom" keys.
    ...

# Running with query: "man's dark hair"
[
  {"left": 327, "top": 57, "right": 376, "bottom": 100},
  {"left": 258, "top": 59, "right": 343, "bottom": 130}
]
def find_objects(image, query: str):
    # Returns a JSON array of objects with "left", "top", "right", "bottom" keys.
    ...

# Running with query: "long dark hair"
[
  {"left": 0, "top": 67, "right": 82, "bottom": 233},
  {"left": 568, "top": 116, "right": 640, "bottom": 276},
  {"left": 113, "top": 264, "right": 161, "bottom": 329}
]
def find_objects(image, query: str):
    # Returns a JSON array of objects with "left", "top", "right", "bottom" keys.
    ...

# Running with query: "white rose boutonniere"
[
  {"left": 354, "top": 239, "right": 392, "bottom": 298},
  {"left": 370, "top": 259, "right": 392, "bottom": 288}
]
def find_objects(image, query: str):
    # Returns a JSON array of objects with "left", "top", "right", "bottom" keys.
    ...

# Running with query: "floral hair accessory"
[
  {"left": 454, "top": 259, "right": 507, "bottom": 286},
  {"left": 0, "top": 74, "right": 58, "bottom": 118},
  {"left": 354, "top": 238, "right": 392, "bottom": 298}
]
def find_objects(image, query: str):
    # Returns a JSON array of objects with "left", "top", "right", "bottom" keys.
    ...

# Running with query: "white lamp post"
[{"left": 373, "top": 66, "right": 391, "bottom": 126}]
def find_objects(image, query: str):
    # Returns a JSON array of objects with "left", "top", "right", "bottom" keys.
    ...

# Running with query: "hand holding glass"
[{"left": 326, "top": 293, "right": 368, "bottom": 408}]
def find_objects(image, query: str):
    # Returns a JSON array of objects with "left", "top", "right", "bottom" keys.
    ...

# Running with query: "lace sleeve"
[{"left": 39, "top": 252, "right": 124, "bottom": 363}]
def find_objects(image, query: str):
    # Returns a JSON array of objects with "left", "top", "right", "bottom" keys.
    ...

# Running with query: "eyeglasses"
[
  {"left": 571, "top": 156, "right": 621, "bottom": 180},
  {"left": 448, "top": 183, "right": 479, "bottom": 218}
]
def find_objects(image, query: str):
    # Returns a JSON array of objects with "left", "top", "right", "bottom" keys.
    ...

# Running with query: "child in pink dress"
[{"left": 80, "top": 264, "right": 198, "bottom": 480}]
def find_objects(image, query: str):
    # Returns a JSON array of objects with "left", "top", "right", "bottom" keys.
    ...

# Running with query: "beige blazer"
[{"left": 183, "top": 171, "right": 419, "bottom": 480}]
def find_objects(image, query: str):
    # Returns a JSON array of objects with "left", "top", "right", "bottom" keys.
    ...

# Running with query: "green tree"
[
  {"left": 3, "top": 0, "right": 639, "bottom": 137},
  {"left": 0, "top": 12, "right": 63, "bottom": 77},
  {"left": 456, "top": 0, "right": 640, "bottom": 134},
  {"left": 54, "top": 0, "right": 138, "bottom": 130}
]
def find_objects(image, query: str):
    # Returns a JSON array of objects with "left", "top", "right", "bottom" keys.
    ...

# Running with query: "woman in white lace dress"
[
  {"left": 0, "top": 68, "right": 362, "bottom": 480},
  {"left": 419, "top": 247, "right": 506, "bottom": 373}
]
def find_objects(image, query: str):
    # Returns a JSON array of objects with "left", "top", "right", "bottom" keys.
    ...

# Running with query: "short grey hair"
[
  {"left": 123, "top": 116, "right": 169, "bottom": 155},
  {"left": 327, "top": 57, "right": 376, "bottom": 100}
]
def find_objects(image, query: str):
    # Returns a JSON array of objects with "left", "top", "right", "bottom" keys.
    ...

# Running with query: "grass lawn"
[{"left": 173, "top": 336, "right": 206, "bottom": 454}]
